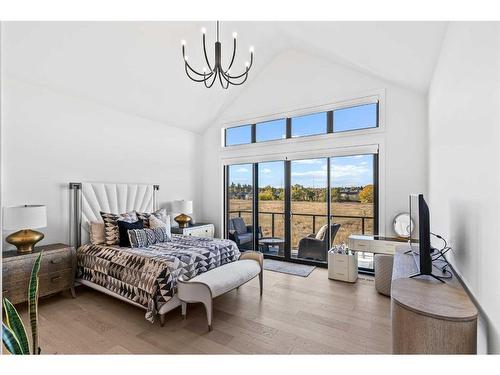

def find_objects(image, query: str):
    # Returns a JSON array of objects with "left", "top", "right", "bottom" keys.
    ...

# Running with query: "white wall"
[
  {"left": 428, "top": 22, "right": 500, "bottom": 354},
  {"left": 1, "top": 78, "right": 202, "bottom": 249},
  {"left": 201, "top": 49, "right": 428, "bottom": 238}
]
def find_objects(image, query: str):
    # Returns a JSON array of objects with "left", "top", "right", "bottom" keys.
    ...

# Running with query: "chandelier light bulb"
[
  {"left": 203, "top": 67, "right": 207, "bottom": 73},
  {"left": 184, "top": 56, "right": 189, "bottom": 62},
  {"left": 245, "top": 61, "right": 250, "bottom": 68},
  {"left": 181, "top": 39, "right": 186, "bottom": 46},
  {"left": 232, "top": 32, "right": 238, "bottom": 38},
  {"left": 249, "top": 46, "right": 254, "bottom": 53},
  {"left": 201, "top": 27, "right": 206, "bottom": 34}
]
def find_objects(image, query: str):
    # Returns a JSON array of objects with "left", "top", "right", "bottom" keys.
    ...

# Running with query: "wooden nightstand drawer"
[
  {"left": 39, "top": 269, "right": 74, "bottom": 297},
  {"left": 172, "top": 223, "right": 215, "bottom": 238}
]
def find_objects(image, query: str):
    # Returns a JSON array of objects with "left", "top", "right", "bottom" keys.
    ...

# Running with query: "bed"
[{"left": 69, "top": 182, "right": 240, "bottom": 324}]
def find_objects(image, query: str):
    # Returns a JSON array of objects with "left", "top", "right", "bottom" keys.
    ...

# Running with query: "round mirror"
[{"left": 393, "top": 212, "right": 413, "bottom": 238}]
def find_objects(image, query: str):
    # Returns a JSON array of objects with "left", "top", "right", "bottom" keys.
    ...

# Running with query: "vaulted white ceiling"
[{"left": 1, "top": 21, "right": 447, "bottom": 133}]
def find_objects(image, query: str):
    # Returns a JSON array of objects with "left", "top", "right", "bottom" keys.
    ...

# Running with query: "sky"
[
  {"left": 225, "top": 103, "right": 377, "bottom": 146},
  {"left": 229, "top": 154, "right": 374, "bottom": 188}
]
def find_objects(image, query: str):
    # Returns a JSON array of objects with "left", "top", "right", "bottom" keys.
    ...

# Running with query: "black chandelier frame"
[{"left": 181, "top": 21, "right": 254, "bottom": 89}]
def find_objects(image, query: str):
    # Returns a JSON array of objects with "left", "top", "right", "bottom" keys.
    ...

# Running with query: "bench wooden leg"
[
  {"left": 181, "top": 302, "right": 187, "bottom": 319},
  {"left": 159, "top": 313, "right": 166, "bottom": 327},
  {"left": 259, "top": 271, "right": 263, "bottom": 296},
  {"left": 202, "top": 300, "right": 213, "bottom": 331}
]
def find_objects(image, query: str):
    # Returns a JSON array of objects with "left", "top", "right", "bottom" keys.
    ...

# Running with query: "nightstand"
[
  {"left": 2, "top": 243, "right": 76, "bottom": 304},
  {"left": 171, "top": 223, "right": 215, "bottom": 238}
]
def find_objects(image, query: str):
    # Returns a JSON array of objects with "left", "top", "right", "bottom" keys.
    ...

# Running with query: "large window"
[
  {"left": 225, "top": 125, "right": 252, "bottom": 146},
  {"left": 224, "top": 99, "right": 379, "bottom": 147},
  {"left": 333, "top": 103, "right": 378, "bottom": 132},
  {"left": 291, "top": 112, "right": 327, "bottom": 138},
  {"left": 256, "top": 119, "right": 286, "bottom": 142},
  {"left": 225, "top": 153, "right": 378, "bottom": 271}
]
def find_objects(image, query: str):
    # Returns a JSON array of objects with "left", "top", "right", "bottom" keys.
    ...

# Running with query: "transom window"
[{"left": 224, "top": 99, "right": 379, "bottom": 147}]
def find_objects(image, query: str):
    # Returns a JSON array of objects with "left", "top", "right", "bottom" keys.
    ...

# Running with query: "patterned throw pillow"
[
  {"left": 149, "top": 214, "right": 172, "bottom": 239},
  {"left": 89, "top": 221, "right": 105, "bottom": 245},
  {"left": 100, "top": 211, "right": 138, "bottom": 245},
  {"left": 117, "top": 220, "right": 144, "bottom": 247},
  {"left": 137, "top": 208, "right": 169, "bottom": 228},
  {"left": 128, "top": 226, "right": 171, "bottom": 248}
]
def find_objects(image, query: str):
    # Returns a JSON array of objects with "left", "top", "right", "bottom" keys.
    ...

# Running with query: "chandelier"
[{"left": 181, "top": 21, "right": 254, "bottom": 89}]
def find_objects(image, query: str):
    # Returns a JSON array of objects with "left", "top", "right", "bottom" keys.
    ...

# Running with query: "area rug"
[{"left": 263, "top": 259, "right": 316, "bottom": 277}]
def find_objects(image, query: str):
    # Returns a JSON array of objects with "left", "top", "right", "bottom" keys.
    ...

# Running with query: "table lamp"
[
  {"left": 3, "top": 205, "right": 47, "bottom": 253},
  {"left": 171, "top": 200, "right": 193, "bottom": 228}
]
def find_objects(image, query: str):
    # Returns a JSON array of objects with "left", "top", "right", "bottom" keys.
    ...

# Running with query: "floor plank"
[{"left": 12, "top": 268, "right": 392, "bottom": 354}]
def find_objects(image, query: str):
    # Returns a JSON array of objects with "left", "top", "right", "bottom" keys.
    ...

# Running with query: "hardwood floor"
[{"left": 15, "top": 267, "right": 392, "bottom": 354}]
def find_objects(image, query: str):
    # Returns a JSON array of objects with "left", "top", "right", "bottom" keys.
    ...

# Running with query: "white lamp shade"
[
  {"left": 3, "top": 205, "right": 47, "bottom": 230},
  {"left": 171, "top": 200, "right": 193, "bottom": 214}
]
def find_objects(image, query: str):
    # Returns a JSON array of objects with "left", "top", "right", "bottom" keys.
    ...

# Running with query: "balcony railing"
[{"left": 228, "top": 210, "right": 374, "bottom": 238}]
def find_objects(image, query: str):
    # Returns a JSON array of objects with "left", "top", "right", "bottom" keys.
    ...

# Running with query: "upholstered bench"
[{"left": 177, "top": 251, "right": 263, "bottom": 331}]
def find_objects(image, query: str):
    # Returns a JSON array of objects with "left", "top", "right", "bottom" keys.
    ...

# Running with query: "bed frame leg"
[
  {"left": 181, "top": 302, "right": 187, "bottom": 319},
  {"left": 159, "top": 313, "right": 166, "bottom": 327}
]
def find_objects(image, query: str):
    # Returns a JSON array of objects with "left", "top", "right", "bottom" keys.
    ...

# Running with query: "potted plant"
[{"left": 2, "top": 252, "right": 42, "bottom": 354}]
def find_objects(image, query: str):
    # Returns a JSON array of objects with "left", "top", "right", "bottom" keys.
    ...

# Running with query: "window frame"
[{"left": 222, "top": 94, "right": 382, "bottom": 149}]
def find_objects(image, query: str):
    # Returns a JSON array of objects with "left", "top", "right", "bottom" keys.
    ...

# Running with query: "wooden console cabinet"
[
  {"left": 2, "top": 243, "right": 76, "bottom": 304},
  {"left": 391, "top": 248, "right": 477, "bottom": 354}
]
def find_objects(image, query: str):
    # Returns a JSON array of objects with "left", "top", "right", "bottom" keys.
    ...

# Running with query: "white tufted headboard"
[{"left": 69, "top": 182, "right": 159, "bottom": 247}]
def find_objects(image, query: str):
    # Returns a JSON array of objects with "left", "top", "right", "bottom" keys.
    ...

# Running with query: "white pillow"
[{"left": 149, "top": 214, "right": 171, "bottom": 238}]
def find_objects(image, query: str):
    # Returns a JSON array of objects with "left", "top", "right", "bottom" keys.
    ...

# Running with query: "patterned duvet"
[{"left": 76, "top": 235, "right": 240, "bottom": 322}]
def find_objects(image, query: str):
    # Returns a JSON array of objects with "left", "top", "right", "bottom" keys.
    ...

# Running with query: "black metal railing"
[{"left": 228, "top": 210, "right": 374, "bottom": 238}]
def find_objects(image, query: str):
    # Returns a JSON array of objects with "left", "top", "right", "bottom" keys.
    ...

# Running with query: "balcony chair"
[
  {"left": 297, "top": 223, "right": 341, "bottom": 262},
  {"left": 228, "top": 217, "right": 263, "bottom": 251}
]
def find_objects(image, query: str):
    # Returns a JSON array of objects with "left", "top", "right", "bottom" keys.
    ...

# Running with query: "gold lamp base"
[
  {"left": 174, "top": 214, "right": 192, "bottom": 228},
  {"left": 6, "top": 229, "right": 44, "bottom": 253}
]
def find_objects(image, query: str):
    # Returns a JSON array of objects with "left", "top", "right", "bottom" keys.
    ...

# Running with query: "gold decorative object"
[
  {"left": 6, "top": 229, "right": 45, "bottom": 253},
  {"left": 171, "top": 200, "right": 193, "bottom": 229},
  {"left": 3, "top": 205, "right": 47, "bottom": 253},
  {"left": 174, "top": 213, "right": 192, "bottom": 228}
]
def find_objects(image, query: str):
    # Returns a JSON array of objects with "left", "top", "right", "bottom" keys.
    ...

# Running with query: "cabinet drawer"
[
  {"left": 39, "top": 269, "right": 74, "bottom": 297},
  {"left": 185, "top": 225, "right": 214, "bottom": 238},
  {"left": 3, "top": 249, "right": 74, "bottom": 283},
  {"left": 40, "top": 250, "right": 74, "bottom": 274},
  {"left": 2, "top": 269, "right": 74, "bottom": 305},
  {"left": 352, "top": 240, "right": 370, "bottom": 251}
]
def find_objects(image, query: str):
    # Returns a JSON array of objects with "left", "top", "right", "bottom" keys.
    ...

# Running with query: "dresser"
[
  {"left": 171, "top": 223, "right": 215, "bottom": 238},
  {"left": 2, "top": 243, "right": 76, "bottom": 304}
]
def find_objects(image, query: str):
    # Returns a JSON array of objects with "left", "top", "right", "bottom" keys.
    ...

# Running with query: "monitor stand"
[{"left": 409, "top": 272, "right": 445, "bottom": 283}]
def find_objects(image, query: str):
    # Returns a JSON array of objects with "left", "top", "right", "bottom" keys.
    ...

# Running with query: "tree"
[
  {"left": 331, "top": 188, "right": 341, "bottom": 202},
  {"left": 359, "top": 184, "right": 374, "bottom": 203}
]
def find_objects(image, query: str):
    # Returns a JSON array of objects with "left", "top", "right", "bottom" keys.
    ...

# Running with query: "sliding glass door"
[
  {"left": 257, "top": 161, "right": 285, "bottom": 257},
  {"left": 227, "top": 164, "right": 254, "bottom": 251},
  {"left": 291, "top": 158, "right": 329, "bottom": 262},
  {"left": 330, "top": 154, "right": 377, "bottom": 271},
  {"left": 225, "top": 153, "right": 378, "bottom": 269}
]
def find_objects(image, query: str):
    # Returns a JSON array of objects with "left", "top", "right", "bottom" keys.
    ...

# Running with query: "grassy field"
[{"left": 229, "top": 199, "right": 374, "bottom": 248}]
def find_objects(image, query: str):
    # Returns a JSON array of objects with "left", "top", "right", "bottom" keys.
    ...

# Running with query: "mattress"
[{"left": 76, "top": 234, "right": 240, "bottom": 322}]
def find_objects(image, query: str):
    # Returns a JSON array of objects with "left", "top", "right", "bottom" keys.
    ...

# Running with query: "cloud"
[
  {"left": 262, "top": 168, "right": 272, "bottom": 174},
  {"left": 293, "top": 159, "right": 324, "bottom": 165},
  {"left": 291, "top": 170, "right": 327, "bottom": 178},
  {"left": 235, "top": 167, "right": 249, "bottom": 173}
]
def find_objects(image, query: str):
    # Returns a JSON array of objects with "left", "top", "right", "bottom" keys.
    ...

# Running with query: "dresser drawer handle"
[
  {"left": 51, "top": 276, "right": 62, "bottom": 282},
  {"left": 2, "top": 289, "right": 8, "bottom": 294},
  {"left": 50, "top": 259, "right": 62, "bottom": 264}
]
